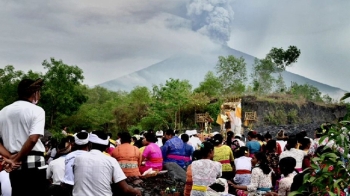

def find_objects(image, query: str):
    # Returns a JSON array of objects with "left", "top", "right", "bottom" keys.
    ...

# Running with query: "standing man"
[{"left": 0, "top": 78, "right": 47, "bottom": 196}]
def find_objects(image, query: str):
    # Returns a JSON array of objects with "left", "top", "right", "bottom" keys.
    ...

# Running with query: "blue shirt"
[
  {"left": 183, "top": 143, "right": 194, "bottom": 167},
  {"left": 162, "top": 137, "right": 186, "bottom": 167},
  {"left": 247, "top": 141, "right": 261, "bottom": 154},
  {"left": 184, "top": 143, "right": 194, "bottom": 158}
]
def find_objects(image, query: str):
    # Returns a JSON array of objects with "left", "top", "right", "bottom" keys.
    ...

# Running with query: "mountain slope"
[{"left": 99, "top": 46, "right": 347, "bottom": 98}]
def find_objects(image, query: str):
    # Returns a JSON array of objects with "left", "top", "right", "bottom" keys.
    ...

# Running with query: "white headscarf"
[
  {"left": 89, "top": 133, "right": 110, "bottom": 145},
  {"left": 74, "top": 132, "right": 90, "bottom": 145}
]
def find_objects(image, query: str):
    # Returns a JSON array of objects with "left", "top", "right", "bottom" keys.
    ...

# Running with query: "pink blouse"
[{"left": 143, "top": 143, "right": 163, "bottom": 168}]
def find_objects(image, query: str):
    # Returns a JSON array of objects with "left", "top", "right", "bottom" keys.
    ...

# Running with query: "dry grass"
[
  {"left": 253, "top": 93, "right": 340, "bottom": 108},
  {"left": 255, "top": 93, "right": 306, "bottom": 107}
]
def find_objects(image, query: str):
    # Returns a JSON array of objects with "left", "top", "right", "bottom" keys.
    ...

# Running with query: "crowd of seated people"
[{"left": 36, "top": 123, "right": 348, "bottom": 196}]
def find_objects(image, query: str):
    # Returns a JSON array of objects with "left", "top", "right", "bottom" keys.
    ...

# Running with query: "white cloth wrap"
[
  {"left": 89, "top": 133, "right": 110, "bottom": 145},
  {"left": 74, "top": 133, "right": 90, "bottom": 145}
]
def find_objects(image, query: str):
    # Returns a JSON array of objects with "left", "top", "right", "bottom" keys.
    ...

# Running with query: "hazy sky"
[{"left": 1, "top": 1, "right": 349, "bottom": 91}]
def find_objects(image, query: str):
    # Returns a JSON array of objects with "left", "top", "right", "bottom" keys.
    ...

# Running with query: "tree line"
[{"left": 0, "top": 47, "right": 345, "bottom": 136}]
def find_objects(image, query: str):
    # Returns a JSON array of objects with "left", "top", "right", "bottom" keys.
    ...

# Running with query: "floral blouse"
[
  {"left": 191, "top": 159, "right": 222, "bottom": 196},
  {"left": 278, "top": 173, "right": 295, "bottom": 196},
  {"left": 246, "top": 167, "right": 273, "bottom": 195},
  {"left": 308, "top": 138, "right": 331, "bottom": 156},
  {"left": 266, "top": 152, "right": 279, "bottom": 172},
  {"left": 308, "top": 137, "right": 345, "bottom": 157}
]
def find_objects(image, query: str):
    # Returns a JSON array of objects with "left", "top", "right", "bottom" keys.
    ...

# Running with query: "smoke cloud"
[{"left": 187, "top": 0, "right": 234, "bottom": 44}]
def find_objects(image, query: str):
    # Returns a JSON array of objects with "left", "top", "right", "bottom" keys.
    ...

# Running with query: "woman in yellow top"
[{"left": 212, "top": 134, "right": 234, "bottom": 180}]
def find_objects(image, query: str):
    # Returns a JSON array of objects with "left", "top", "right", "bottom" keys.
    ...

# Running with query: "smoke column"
[{"left": 187, "top": 0, "right": 234, "bottom": 45}]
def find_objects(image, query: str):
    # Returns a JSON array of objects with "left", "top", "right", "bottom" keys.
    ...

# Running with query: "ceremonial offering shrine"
[
  {"left": 215, "top": 98, "right": 242, "bottom": 136},
  {"left": 195, "top": 112, "right": 214, "bottom": 134}
]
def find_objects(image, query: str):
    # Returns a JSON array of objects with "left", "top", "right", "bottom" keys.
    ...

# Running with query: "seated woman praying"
[
  {"left": 184, "top": 150, "right": 202, "bottom": 196},
  {"left": 231, "top": 152, "right": 274, "bottom": 196},
  {"left": 191, "top": 142, "right": 222, "bottom": 196},
  {"left": 264, "top": 140, "right": 280, "bottom": 177},
  {"left": 213, "top": 134, "right": 234, "bottom": 181},
  {"left": 233, "top": 147, "right": 252, "bottom": 186},
  {"left": 112, "top": 132, "right": 141, "bottom": 177},
  {"left": 139, "top": 132, "right": 163, "bottom": 174}
]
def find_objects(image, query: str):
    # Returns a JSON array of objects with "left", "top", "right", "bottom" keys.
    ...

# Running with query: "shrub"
[
  {"left": 263, "top": 109, "right": 288, "bottom": 125},
  {"left": 290, "top": 121, "right": 350, "bottom": 196},
  {"left": 264, "top": 111, "right": 279, "bottom": 125},
  {"left": 287, "top": 109, "right": 299, "bottom": 124},
  {"left": 288, "top": 83, "right": 323, "bottom": 102}
]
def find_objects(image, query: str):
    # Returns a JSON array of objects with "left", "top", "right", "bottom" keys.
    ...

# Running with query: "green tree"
[
  {"left": 140, "top": 111, "right": 169, "bottom": 131},
  {"left": 0, "top": 65, "right": 24, "bottom": 109},
  {"left": 267, "top": 45, "right": 301, "bottom": 72},
  {"left": 188, "top": 92, "right": 210, "bottom": 111},
  {"left": 113, "top": 96, "right": 134, "bottom": 132},
  {"left": 40, "top": 58, "right": 88, "bottom": 128},
  {"left": 288, "top": 82, "right": 323, "bottom": 102},
  {"left": 112, "top": 86, "right": 152, "bottom": 132},
  {"left": 185, "top": 92, "right": 211, "bottom": 127},
  {"left": 194, "top": 71, "right": 223, "bottom": 98},
  {"left": 322, "top": 94, "right": 333, "bottom": 104},
  {"left": 275, "top": 74, "right": 287, "bottom": 93},
  {"left": 150, "top": 78, "right": 192, "bottom": 130},
  {"left": 251, "top": 58, "right": 276, "bottom": 95},
  {"left": 267, "top": 46, "right": 300, "bottom": 93},
  {"left": 216, "top": 55, "right": 247, "bottom": 95},
  {"left": 22, "top": 70, "right": 42, "bottom": 81},
  {"left": 0, "top": 66, "right": 43, "bottom": 109},
  {"left": 204, "top": 99, "right": 223, "bottom": 125},
  {"left": 128, "top": 86, "right": 152, "bottom": 123},
  {"left": 66, "top": 86, "right": 122, "bottom": 132}
]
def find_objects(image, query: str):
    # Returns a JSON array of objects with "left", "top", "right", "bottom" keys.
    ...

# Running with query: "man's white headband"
[
  {"left": 89, "top": 133, "right": 110, "bottom": 145},
  {"left": 74, "top": 133, "right": 90, "bottom": 145}
]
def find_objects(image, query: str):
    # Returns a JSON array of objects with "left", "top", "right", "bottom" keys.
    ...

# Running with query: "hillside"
[
  {"left": 241, "top": 95, "right": 347, "bottom": 137},
  {"left": 99, "top": 46, "right": 347, "bottom": 98}
]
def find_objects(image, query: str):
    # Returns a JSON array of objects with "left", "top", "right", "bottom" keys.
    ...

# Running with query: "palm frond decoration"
[{"left": 340, "top": 92, "right": 350, "bottom": 101}]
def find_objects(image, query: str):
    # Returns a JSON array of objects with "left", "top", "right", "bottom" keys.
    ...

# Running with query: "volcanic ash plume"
[{"left": 187, "top": 0, "right": 234, "bottom": 44}]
